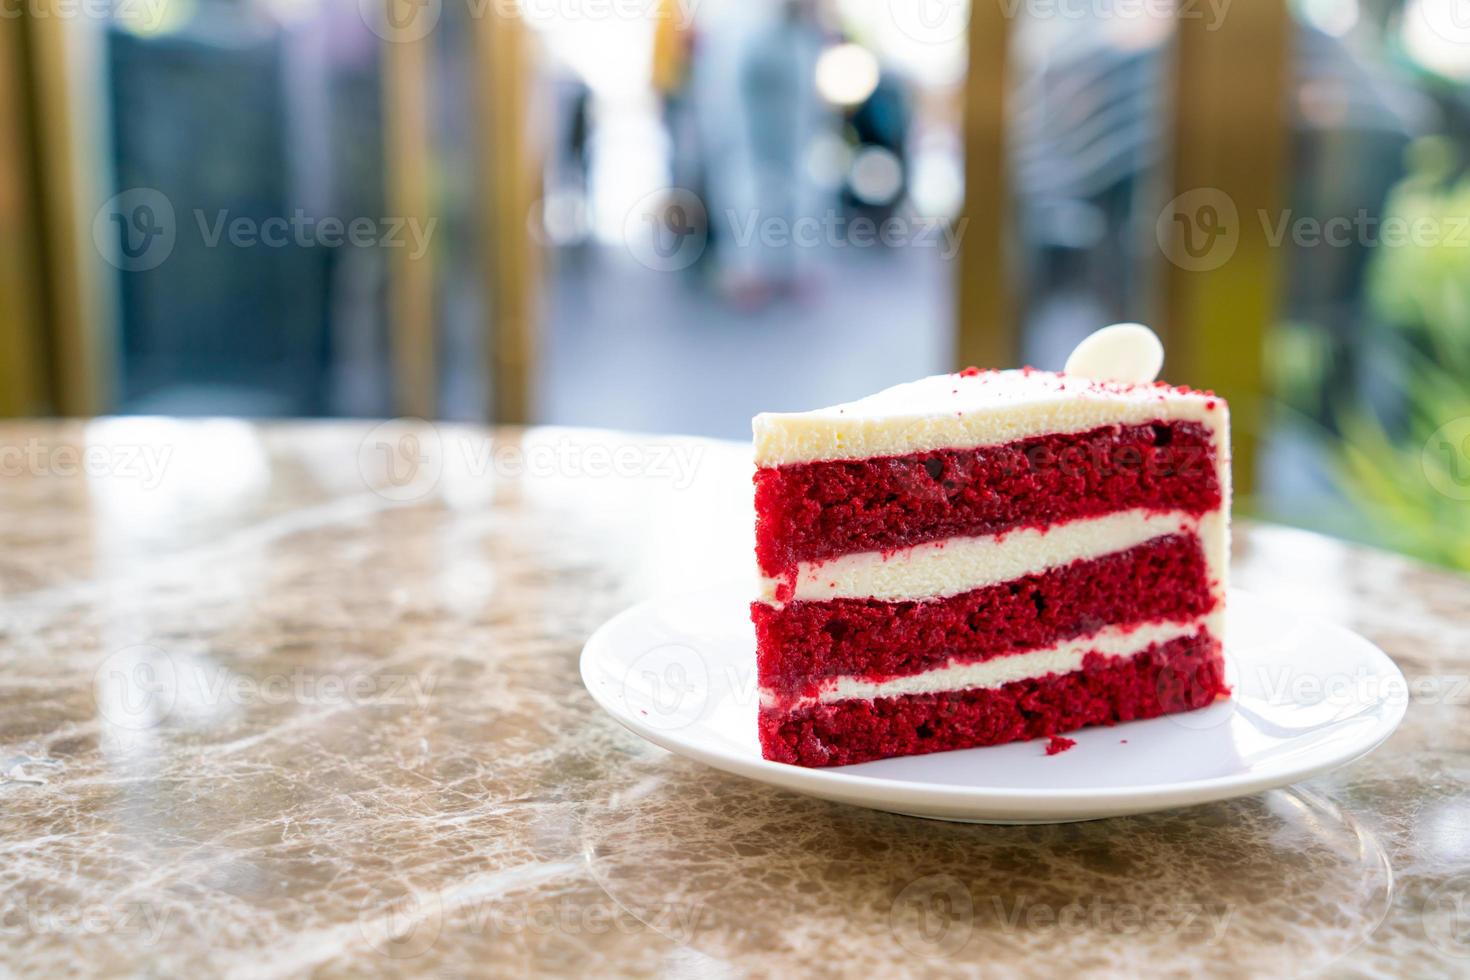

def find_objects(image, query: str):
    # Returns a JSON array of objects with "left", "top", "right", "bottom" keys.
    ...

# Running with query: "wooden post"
[
  {"left": 471, "top": 4, "right": 537, "bottom": 425},
  {"left": 1159, "top": 0, "right": 1292, "bottom": 496},
  {"left": 0, "top": 19, "right": 48, "bottom": 416},
  {"left": 380, "top": 6, "right": 438, "bottom": 419},
  {"left": 23, "top": 12, "right": 111, "bottom": 416},
  {"left": 956, "top": 3, "right": 1014, "bottom": 371}
]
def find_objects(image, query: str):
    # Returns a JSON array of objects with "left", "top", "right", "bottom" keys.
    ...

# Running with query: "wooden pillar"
[
  {"left": 471, "top": 4, "right": 537, "bottom": 425},
  {"left": 381, "top": 8, "right": 438, "bottom": 419},
  {"left": 955, "top": 2, "right": 1014, "bottom": 371},
  {"left": 1159, "top": 1, "right": 1292, "bottom": 495},
  {"left": 0, "top": 19, "right": 48, "bottom": 416}
]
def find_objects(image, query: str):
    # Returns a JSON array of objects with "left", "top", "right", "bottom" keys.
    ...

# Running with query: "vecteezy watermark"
[
  {"left": 1423, "top": 874, "right": 1470, "bottom": 958},
  {"left": 93, "top": 188, "right": 177, "bottom": 272},
  {"left": 996, "top": 0, "right": 1230, "bottom": 28},
  {"left": 620, "top": 188, "right": 968, "bottom": 273},
  {"left": 1258, "top": 210, "right": 1470, "bottom": 251},
  {"left": 0, "top": 438, "right": 173, "bottom": 489},
  {"left": 887, "top": 0, "right": 970, "bottom": 46},
  {"left": 1156, "top": 187, "right": 1240, "bottom": 273},
  {"left": 1158, "top": 187, "right": 1470, "bottom": 271},
  {"left": 1415, "top": 0, "right": 1470, "bottom": 49},
  {"left": 989, "top": 895, "right": 1233, "bottom": 943},
  {"left": 358, "top": 0, "right": 442, "bottom": 42},
  {"left": 623, "top": 644, "right": 711, "bottom": 731},
  {"left": 889, "top": 874, "right": 975, "bottom": 958},
  {"left": 0, "top": 898, "right": 176, "bottom": 946},
  {"left": 356, "top": 882, "right": 711, "bottom": 959},
  {"left": 91, "top": 645, "right": 439, "bottom": 731},
  {"left": 1251, "top": 664, "right": 1466, "bottom": 709},
  {"left": 193, "top": 210, "right": 435, "bottom": 260},
  {"left": 356, "top": 418, "right": 445, "bottom": 503},
  {"left": 512, "top": 0, "right": 700, "bottom": 28},
  {"left": 0, "top": 0, "right": 171, "bottom": 30},
  {"left": 455, "top": 897, "right": 709, "bottom": 943},
  {"left": 358, "top": 0, "right": 700, "bottom": 44},
  {"left": 358, "top": 880, "right": 444, "bottom": 959},
  {"left": 356, "top": 420, "right": 708, "bottom": 502},
  {"left": 92, "top": 188, "right": 436, "bottom": 272},
  {"left": 1423, "top": 417, "right": 1470, "bottom": 502},
  {"left": 622, "top": 188, "right": 710, "bottom": 272},
  {"left": 889, "top": 875, "right": 1233, "bottom": 958}
]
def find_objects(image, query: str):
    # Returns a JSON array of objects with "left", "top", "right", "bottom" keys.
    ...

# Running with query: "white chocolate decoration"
[{"left": 1063, "top": 323, "right": 1165, "bottom": 385}]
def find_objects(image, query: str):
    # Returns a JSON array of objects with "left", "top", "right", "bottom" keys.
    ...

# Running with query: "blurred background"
[{"left": 1, "top": 0, "right": 1469, "bottom": 568}]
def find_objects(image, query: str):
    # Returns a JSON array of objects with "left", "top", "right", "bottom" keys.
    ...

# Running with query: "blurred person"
[
  {"left": 686, "top": 0, "right": 831, "bottom": 308},
  {"left": 652, "top": 0, "right": 702, "bottom": 198}
]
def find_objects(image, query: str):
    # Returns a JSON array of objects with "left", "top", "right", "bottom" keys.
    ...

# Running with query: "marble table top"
[{"left": 3, "top": 419, "right": 1469, "bottom": 978}]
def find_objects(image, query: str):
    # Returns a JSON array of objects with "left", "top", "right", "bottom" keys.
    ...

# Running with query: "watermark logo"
[
  {"left": 1416, "top": 0, "right": 1470, "bottom": 47},
  {"left": 93, "top": 645, "right": 179, "bottom": 731},
  {"left": 1422, "top": 417, "right": 1470, "bottom": 501},
  {"left": 93, "top": 188, "right": 176, "bottom": 272},
  {"left": 889, "top": 874, "right": 974, "bottom": 958},
  {"left": 92, "top": 645, "right": 439, "bottom": 731},
  {"left": 193, "top": 210, "right": 435, "bottom": 259},
  {"left": 359, "top": 880, "right": 444, "bottom": 958},
  {"left": 623, "top": 188, "right": 966, "bottom": 271},
  {"left": 0, "top": 898, "right": 176, "bottom": 945},
  {"left": 357, "top": 418, "right": 445, "bottom": 503},
  {"left": 989, "top": 895, "right": 1233, "bottom": 942},
  {"left": 994, "top": 0, "right": 1230, "bottom": 30},
  {"left": 0, "top": 0, "right": 172, "bottom": 33},
  {"left": 0, "top": 438, "right": 172, "bottom": 488},
  {"left": 1260, "top": 210, "right": 1470, "bottom": 250},
  {"left": 889, "top": 0, "right": 969, "bottom": 45},
  {"left": 1423, "top": 874, "right": 1470, "bottom": 958},
  {"left": 513, "top": 0, "right": 701, "bottom": 27},
  {"left": 359, "top": 0, "right": 442, "bottom": 41},
  {"left": 1157, "top": 652, "right": 1236, "bottom": 731},
  {"left": 93, "top": 188, "right": 435, "bottom": 271},
  {"left": 1156, "top": 187, "right": 1239, "bottom": 272},
  {"left": 356, "top": 422, "right": 707, "bottom": 500},
  {"left": 623, "top": 188, "right": 709, "bottom": 272},
  {"left": 623, "top": 644, "right": 709, "bottom": 730}
]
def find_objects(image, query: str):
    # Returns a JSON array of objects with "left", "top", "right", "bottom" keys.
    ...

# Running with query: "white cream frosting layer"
[
  {"left": 753, "top": 369, "right": 1227, "bottom": 467},
  {"left": 760, "top": 508, "right": 1223, "bottom": 604},
  {"left": 761, "top": 617, "right": 1210, "bottom": 710}
]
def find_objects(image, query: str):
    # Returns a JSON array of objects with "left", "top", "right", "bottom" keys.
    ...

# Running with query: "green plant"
[{"left": 1335, "top": 137, "right": 1470, "bottom": 571}]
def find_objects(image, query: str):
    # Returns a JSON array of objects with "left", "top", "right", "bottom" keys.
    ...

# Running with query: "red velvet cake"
[{"left": 752, "top": 325, "right": 1231, "bottom": 767}]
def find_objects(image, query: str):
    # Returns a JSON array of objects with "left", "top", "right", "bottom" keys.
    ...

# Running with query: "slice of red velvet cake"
[{"left": 752, "top": 326, "right": 1231, "bottom": 767}]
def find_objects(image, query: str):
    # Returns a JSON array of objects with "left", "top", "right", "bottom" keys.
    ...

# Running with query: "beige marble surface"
[{"left": 2, "top": 419, "right": 1469, "bottom": 978}]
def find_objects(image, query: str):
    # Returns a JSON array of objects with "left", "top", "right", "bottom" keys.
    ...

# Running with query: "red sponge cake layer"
[
  {"left": 758, "top": 632, "right": 1227, "bottom": 767},
  {"left": 753, "top": 533, "right": 1214, "bottom": 700},
  {"left": 755, "top": 420, "right": 1221, "bottom": 579}
]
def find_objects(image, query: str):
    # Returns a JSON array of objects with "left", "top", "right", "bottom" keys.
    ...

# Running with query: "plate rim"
[{"left": 580, "top": 586, "right": 1408, "bottom": 813}]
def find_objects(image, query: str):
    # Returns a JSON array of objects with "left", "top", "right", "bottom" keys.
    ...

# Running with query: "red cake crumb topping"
[
  {"left": 1046, "top": 735, "right": 1076, "bottom": 755},
  {"left": 754, "top": 534, "right": 1214, "bottom": 698},
  {"left": 758, "top": 632, "right": 1226, "bottom": 767},
  {"left": 959, "top": 366, "right": 981, "bottom": 377},
  {"left": 754, "top": 421, "right": 1221, "bottom": 578}
]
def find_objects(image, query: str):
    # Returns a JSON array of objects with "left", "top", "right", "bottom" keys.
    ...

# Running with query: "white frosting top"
[{"left": 752, "top": 369, "right": 1224, "bottom": 466}]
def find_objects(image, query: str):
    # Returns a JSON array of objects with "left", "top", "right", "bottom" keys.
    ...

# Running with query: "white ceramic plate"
[{"left": 581, "top": 586, "right": 1407, "bottom": 823}]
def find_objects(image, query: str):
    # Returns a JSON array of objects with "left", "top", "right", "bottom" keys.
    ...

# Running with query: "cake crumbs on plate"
[{"left": 1046, "top": 736, "right": 1077, "bottom": 756}]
